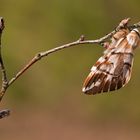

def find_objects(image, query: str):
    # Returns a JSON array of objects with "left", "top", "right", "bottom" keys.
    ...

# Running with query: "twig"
[
  {"left": 0, "top": 18, "right": 8, "bottom": 101},
  {"left": 0, "top": 17, "right": 140, "bottom": 119},
  {"left": 7, "top": 37, "right": 113, "bottom": 87},
  {"left": 0, "top": 18, "right": 9, "bottom": 119},
  {"left": 129, "top": 21, "right": 140, "bottom": 30},
  {"left": 7, "top": 36, "right": 115, "bottom": 87}
]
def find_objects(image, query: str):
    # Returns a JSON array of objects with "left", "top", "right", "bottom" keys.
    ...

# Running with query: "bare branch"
[
  {"left": 0, "top": 18, "right": 9, "bottom": 119},
  {"left": 7, "top": 37, "right": 111, "bottom": 87},
  {"left": 129, "top": 21, "right": 140, "bottom": 29},
  {"left": 0, "top": 18, "right": 8, "bottom": 101}
]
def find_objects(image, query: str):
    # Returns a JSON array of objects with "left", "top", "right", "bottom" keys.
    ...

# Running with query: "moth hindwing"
[{"left": 82, "top": 28, "right": 140, "bottom": 95}]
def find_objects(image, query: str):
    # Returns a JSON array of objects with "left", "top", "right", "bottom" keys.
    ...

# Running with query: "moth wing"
[{"left": 82, "top": 39, "right": 134, "bottom": 95}]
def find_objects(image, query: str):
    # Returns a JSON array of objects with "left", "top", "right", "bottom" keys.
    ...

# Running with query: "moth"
[{"left": 82, "top": 23, "right": 140, "bottom": 95}]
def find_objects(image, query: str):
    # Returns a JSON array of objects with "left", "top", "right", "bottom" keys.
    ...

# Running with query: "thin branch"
[
  {"left": 129, "top": 21, "right": 140, "bottom": 29},
  {"left": 0, "top": 17, "right": 140, "bottom": 119},
  {"left": 0, "top": 18, "right": 8, "bottom": 101},
  {"left": 0, "top": 18, "right": 9, "bottom": 119},
  {"left": 7, "top": 37, "right": 112, "bottom": 87}
]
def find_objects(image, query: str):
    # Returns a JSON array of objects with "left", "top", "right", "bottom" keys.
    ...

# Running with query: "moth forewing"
[{"left": 82, "top": 28, "right": 140, "bottom": 95}]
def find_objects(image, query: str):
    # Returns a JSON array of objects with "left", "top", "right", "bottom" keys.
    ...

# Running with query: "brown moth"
[{"left": 82, "top": 21, "right": 140, "bottom": 95}]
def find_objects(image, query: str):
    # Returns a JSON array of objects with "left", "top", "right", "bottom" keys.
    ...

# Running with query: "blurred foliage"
[{"left": 0, "top": 0, "right": 140, "bottom": 123}]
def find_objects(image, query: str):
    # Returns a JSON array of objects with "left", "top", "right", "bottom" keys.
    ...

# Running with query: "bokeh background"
[{"left": 1, "top": 0, "right": 140, "bottom": 140}]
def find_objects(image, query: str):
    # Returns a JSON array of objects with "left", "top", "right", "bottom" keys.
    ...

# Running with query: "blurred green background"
[{"left": 1, "top": 0, "right": 140, "bottom": 140}]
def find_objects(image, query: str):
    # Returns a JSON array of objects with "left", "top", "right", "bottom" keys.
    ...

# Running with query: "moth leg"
[{"left": 101, "top": 42, "right": 110, "bottom": 49}]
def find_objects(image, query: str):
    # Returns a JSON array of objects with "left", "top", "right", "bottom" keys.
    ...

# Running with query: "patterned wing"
[{"left": 82, "top": 29, "right": 140, "bottom": 95}]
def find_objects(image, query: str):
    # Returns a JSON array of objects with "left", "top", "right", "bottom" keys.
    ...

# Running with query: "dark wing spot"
[
  {"left": 96, "top": 73, "right": 107, "bottom": 93},
  {"left": 117, "top": 77, "right": 123, "bottom": 89},
  {"left": 103, "top": 80, "right": 110, "bottom": 92},
  {"left": 110, "top": 77, "right": 118, "bottom": 91}
]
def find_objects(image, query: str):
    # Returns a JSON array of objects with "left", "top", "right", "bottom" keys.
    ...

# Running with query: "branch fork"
[{"left": 0, "top": 17, "right": 139, "bottom": 119}]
